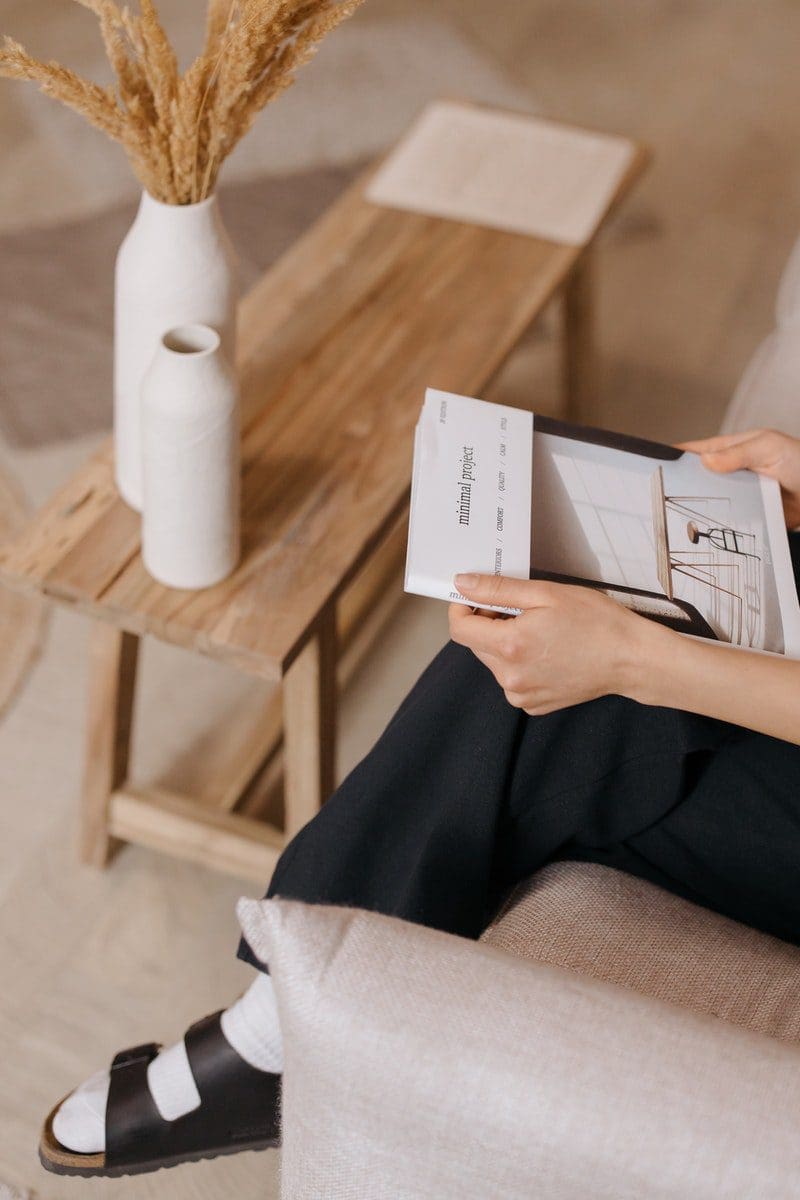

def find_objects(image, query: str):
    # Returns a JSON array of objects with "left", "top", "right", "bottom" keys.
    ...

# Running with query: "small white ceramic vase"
[
  {"left": 141, "top": 324, "right": 240, "bottom": 590},
  {"left": 114, "top": 191, "right": 239, "bottom": 511}
]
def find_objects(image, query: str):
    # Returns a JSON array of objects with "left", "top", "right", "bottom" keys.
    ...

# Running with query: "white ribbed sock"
[
  {"left": 221, "top": 972, "right": 284, "bottom": 1073},
  {"left": 52, "top": 974, "right": 282, "bottom": 1155},
  {"left": 146, "top": 1039, "right": 201, "bottom": 1121}
]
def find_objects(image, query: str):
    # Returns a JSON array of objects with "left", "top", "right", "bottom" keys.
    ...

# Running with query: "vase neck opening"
[
  {"left": 141, "top": 189, "right": 217, "bottom": 213},
  {"left": 135, "top": 191, "right": 220, "bottom": 235},
  {"left": 162, "top": 324, "right": 221, "bottom": 357}
]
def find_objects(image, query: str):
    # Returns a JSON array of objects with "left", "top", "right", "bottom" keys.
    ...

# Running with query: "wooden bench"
[{"left": 0, "top": 129, "right": 648, "bottom": 883}]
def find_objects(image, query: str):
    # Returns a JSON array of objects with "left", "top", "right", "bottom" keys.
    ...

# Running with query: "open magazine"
[{"left": 405, "top": 388, "right": 800, "bottom": 657}]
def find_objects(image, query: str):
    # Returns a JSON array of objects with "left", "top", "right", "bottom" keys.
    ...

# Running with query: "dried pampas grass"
[{"left": 0, "top": 0, "right": 365, "bottom": 205}]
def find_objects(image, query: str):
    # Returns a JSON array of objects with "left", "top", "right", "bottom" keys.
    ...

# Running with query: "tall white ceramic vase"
[
  {"left": 114, "top": 191, "right": 239, "bottom": 511},
  {"left": 141, "top": 324, "right": 240, "bottom": 590}
]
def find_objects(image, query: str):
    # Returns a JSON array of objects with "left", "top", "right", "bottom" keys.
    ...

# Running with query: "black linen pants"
[{"left": 240, "top": 564, "right": 800, "bottom": 969}]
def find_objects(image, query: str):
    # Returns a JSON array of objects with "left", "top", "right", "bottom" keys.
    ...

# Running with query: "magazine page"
[{"left": 406, "top": 388, "right": 800, "bottom": 657}]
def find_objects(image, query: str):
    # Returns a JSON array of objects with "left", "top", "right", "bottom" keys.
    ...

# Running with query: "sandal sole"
[{"left": 39, "top": 1098, "right": 279, "bottom": 1178}]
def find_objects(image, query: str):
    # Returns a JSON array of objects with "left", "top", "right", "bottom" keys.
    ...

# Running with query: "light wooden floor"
[
  {"left": 456, "top": 0, "right": 800, "bottom": 444},
  {"left": 1, "top": 1, "right": 800, "bottom": 1196}
]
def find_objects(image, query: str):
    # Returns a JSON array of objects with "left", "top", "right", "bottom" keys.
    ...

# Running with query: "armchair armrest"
[{"left": 239, "top": 897, "right": 800, "bottom": 1200}]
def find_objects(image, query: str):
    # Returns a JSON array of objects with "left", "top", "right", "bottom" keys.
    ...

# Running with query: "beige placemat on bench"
[{"left": 367, "top": 99, "right": 634, "bottom": 246}]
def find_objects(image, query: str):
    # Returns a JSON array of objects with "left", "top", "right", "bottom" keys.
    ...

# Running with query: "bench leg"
[
  {"left": 282, "top": 605, "right": 337, "bottom": 841},
  {"left": 81, "top": 622, "right": 140, "bottom": 866},
  {"left": 563, "top": 246, "right": 596, "bottom": 424}
]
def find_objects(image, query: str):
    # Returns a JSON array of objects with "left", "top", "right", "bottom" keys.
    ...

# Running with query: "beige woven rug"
[
  {"left": 0, "top": 467, "right": 44, "bottom": 718},
  {"left": 0, "top": 164, "right": 356, "bottom": 448},
  {"left": 0, "top": 1180, "right": 34, "bottom": 1200}
]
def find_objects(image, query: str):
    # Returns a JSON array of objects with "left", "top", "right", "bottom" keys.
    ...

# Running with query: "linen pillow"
[
  {"left": 721, "top": 327, "right": 800, "bottom": 438},
  {"left": 238, "top": 896, "right": 800, "bottom": 1200},
  {"left": 775, "top": 232, "right": 800, "bottom": 329}
]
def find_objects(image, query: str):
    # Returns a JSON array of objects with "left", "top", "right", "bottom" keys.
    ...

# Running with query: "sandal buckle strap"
[{"left": 111, "top": 1043, "right": 161, "bottom": 1072}]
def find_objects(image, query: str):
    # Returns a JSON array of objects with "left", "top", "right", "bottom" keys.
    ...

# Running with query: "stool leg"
[
  {"left": 282, "top": 605, "right": 337, "bottom": 840},
  {"left": 563, "top": 246, "right": 596, "bottom": 424},
  {"left": 81, "top": 622, "right": 140, "bottom": 866}
]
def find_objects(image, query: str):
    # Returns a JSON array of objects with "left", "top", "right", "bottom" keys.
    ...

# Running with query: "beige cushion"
[
  {"left": 239, "top": 895, "right": 800, "bottom": 1200},
  {"left": 721, "top": 230, "right": 800, "bottom": 436},
  {"left": 483, "top": 862, "right": 800, "bottom": 1044},
  {"left": 776, "top": 232, "right": 800, "bottom": 329},
  {"left": 721, "top": 327, "right": 800, "bottom": 437}
]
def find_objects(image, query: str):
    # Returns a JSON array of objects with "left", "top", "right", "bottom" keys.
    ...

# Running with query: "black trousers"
[{"left": 240, "top": 536, "right": 800, "bottom": 967}]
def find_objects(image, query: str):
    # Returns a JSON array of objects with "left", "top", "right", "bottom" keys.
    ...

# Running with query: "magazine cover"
[{"left": 405, "top": 388, "right": 800, "bottom": 657}]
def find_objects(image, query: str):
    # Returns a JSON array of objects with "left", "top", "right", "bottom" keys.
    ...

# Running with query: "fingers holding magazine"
[
  {"left": 449, "top": 574, "right": 656, "bottom": 715},
  {"left": 679, "top": 429, "right": 800, "bottom": 529}
]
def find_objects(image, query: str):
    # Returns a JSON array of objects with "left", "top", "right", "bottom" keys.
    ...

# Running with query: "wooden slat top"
[{"left": 0, "top": 137, "right": 648, "bottom": 681}]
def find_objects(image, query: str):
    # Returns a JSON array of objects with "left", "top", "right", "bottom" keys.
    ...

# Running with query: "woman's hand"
[
  {"left": 448, "top": 574, "right": 660, "bottom": 715},
  {"left": 679, "top": 429, "right": 800, "bottom": 528},
  {"left": 449, "top": 571, "right": 800, "bottom": 744}
]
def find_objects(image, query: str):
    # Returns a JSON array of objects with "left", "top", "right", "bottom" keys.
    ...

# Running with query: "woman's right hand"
[{"left": 679, "top": 429, "right": 800, "bottom": 529}]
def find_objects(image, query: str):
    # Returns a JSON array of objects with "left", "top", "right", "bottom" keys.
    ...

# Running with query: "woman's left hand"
[{"left": 448, "top": 573, "right": 661, "bottom": 714}]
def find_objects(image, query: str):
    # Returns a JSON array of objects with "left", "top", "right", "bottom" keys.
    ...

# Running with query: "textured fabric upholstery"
[
  {"left": 722, "top": 238, "right": 800, "bottom": 437},
  {"left": 483, "top": 862, "right": 800, "bottom": 1043},
  {"left": 721, "top": 327, "right": 800, "bottom": 437},
  {"left": 775, "top": 232, "right": 800, "bottom": 330},
  {"left": 239, "top": 896, "right": 800, "bottom": 1200}
]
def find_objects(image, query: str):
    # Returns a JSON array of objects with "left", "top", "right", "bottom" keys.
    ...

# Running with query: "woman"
[{"left": 40, "top": 428, "right": 800, "bottom": 1178}]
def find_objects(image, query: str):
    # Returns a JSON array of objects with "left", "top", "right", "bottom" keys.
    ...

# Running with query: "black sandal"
[{"left": 39, "top": 1011, "right": 281, "bottom": 1178}]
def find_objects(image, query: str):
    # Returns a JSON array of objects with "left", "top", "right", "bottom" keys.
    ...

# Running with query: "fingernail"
[{"left": 455, "top": 573, "right": 479, "bottom": 590}]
